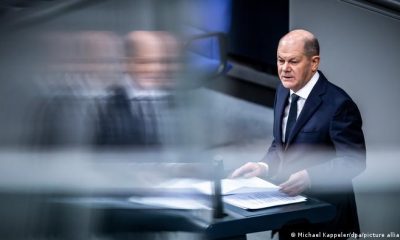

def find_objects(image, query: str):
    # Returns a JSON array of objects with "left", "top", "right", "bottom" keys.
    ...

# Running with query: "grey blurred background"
[{"left": 0, "top": 0, "right": 399, "bottom": 239}]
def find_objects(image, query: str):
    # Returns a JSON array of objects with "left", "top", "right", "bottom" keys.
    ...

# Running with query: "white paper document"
[
  {"left": 223, "top": 191, "right": 307, "bottom": 210},
  {"left": 194, "top": 177, "right": 279, "bottom": 195},
  {"left": 155, "top": 177, "right": 307, "bottom": 209},
  {"left": 159, "top": 177, "right": 279, "bottom": 195}
]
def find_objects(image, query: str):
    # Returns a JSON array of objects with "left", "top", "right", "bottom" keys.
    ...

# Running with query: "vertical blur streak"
[{"left": 27, "top": 31, "right": 124, "bottom": 147}]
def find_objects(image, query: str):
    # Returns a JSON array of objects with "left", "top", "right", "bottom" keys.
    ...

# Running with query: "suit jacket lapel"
[
  {"left": 275, "top": 87, "right": 289, "bottom": 144},
  {"left": 286, "top": 72, "right": 327, "bottom": 147}
]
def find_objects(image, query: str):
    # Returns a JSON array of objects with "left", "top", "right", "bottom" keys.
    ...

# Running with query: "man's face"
[
  {"left": 277, "top": 40, "right": 319, "bottom": 92},
  {"left": 127, "top": 33, "right": 181, "bottom": 90}
]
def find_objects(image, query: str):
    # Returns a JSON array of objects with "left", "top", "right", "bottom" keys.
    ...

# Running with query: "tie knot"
[
  {"left": 291, "top": 93, "right": 300, "bottom": 103},
  {"left": 108, "top": 85, "right": 130, "bottom": 108}
]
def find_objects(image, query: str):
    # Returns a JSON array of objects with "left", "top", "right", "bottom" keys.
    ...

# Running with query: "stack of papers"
[
  {"left": 223, "top": 191, "right": 306, "bottom": 210},
  {"left": 194, "top": 177, "right": 279, "bottom": 195},
  {"left": 147, "top": 177, "right": 306, "bottom": 210}
]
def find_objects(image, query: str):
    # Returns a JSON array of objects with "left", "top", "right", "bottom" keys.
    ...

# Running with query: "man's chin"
[{"left": 282, "top": 81, "right": 294, "bottom": 89}]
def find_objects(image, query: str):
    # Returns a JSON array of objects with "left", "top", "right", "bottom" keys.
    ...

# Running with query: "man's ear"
[{"left": 311, "top": 55, "right": 320, "bottom": 72}]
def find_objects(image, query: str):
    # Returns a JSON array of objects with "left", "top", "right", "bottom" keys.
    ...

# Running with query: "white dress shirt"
[
  {"left": 258, "top": 71, "right": 320, "bottom": 175},
  {"left": 281, "top": 71, "right": 320, "bottom": 142},
  {"left": 117, "top": 74, "right": 174, "bottom": 144}
]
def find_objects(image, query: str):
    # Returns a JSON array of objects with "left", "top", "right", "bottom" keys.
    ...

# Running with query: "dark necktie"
[
  {"left": 284, "top": 93, "right": 300, "bottom": 145},
  {"left": 96, "top": 86, "right": 144, "bottom": 145}
]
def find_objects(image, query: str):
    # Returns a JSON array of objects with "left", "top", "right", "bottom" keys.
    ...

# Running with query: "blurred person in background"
[
  {"left": 231, "top": 29, "right": 366, "bottom": 240},
  {"left": 94, "top": 31, "right": 182, "bottom": 147}
]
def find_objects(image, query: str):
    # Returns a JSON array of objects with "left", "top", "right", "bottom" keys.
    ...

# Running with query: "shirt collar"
[
  {"left": 120, "top": 74, "right": 170, "bottom": 99},
  {"left": 290, "top": 71, "right": 319, "bottom": 100}
]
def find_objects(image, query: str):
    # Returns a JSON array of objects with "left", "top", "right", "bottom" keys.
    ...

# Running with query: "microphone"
[{"left": 212, "top": 156, "right": 224, "bottom": 219}]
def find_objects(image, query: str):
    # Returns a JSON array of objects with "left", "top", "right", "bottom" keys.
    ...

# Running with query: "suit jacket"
[
  {"left": 94, "top": 85, "right": 174, "bottom": 147},
  {"left": 264, "top": 71, "right": 366, "bottom": 234},
  {"left": 94, "top": 86, "right": 149, "bottom": 146}
]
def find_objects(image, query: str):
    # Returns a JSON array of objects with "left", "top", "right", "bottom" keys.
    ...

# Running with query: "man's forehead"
[
  {"left": 277, "top": 49, "right": 304, "bottom": 59},
  {"left": 277, "top": 40, "right": 305, "bottom": 58}
]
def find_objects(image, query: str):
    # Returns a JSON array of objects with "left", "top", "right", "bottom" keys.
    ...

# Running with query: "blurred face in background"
[{"left": 126, "top": 31, "right": 181, "bottom": 90}]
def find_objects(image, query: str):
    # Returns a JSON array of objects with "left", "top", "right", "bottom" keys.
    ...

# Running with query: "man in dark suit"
[
  {"left": 231, "top": 29, "right": 366, "bottom": 239},
  {"left": 95, "top": 31, "right": 181, "bottom": 147}
]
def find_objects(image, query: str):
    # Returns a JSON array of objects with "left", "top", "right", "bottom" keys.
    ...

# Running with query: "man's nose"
[{"left": 282, "top": 62, "right": 291, "bottom": 72}]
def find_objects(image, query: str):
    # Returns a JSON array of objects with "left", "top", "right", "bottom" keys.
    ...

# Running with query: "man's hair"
[{"left": 304, "top": 36, "right": 320, "bottom": 57}]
